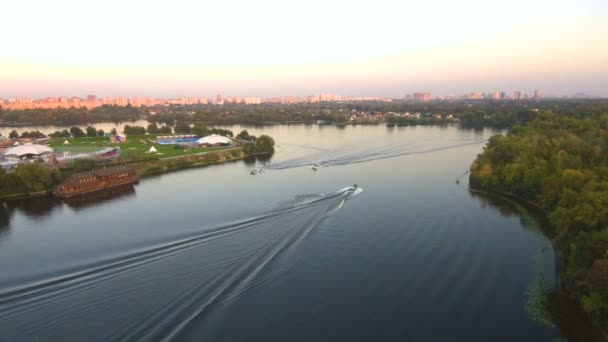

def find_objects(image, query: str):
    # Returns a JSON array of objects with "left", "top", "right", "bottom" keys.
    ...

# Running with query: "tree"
[
  {"left": 13, "top": 163, "right": 61, "bottom": 192},
  {"left": 147, "top": 123, "right": 160, "bottom": 134},
  {"left": 9, "top": 130, "right": 18, "bottom": 139},
  {"left": 236, "top": 130, "right": 255, "bottom": 141},
  {"left": 254, "top": 135, "right": 275, "bottom": 153},
  {"left": 97, "top": 129, "right": 105, "bottom": 137},
  {"left": 191, "top": 124, "right": 208, "bottom": 137},
  {"left": 242, "top": 142, "right": 256, "bottom": 155},
  {"left": 86, "top": 126, "right": 97, "bottom": 137},
  {"left": 70, "top": 126, "right": 86, "bottom": 138},
  {"left": 174, "top": 122, "right": 191, "bottom": 134},
  {"left": 110, "top": 128, "right": 117, "bottom": 135},
  {"left": 123, "top": 125, "right": 146, "bottom": 135},
  {"left": 159, "top": 125, "right": 172, "bottom": 134},
  {"left": 20, "top": 130, "right": 46, "bottom": 139},
  {"left": 72, "top": 159, "right": 98, "bottom": 172}
]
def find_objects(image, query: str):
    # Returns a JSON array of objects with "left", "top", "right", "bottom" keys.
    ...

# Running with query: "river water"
[{"left": 0, "top": 124, "right": 562, "bottom": 341}]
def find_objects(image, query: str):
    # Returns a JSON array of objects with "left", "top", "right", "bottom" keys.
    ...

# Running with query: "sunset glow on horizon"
[{"left": 1, "top": 0, "right": 606, "bottom": 97}]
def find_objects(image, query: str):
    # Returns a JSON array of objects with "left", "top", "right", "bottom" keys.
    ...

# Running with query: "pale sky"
[{"left": 0, "top": 0, "right": 607, "bottom": 98}]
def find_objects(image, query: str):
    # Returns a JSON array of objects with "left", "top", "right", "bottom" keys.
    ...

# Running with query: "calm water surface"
[{"left": 0, "top": 125, "right": 561, "bottom": 341}]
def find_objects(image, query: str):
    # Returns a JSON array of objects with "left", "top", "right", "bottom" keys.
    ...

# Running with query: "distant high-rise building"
[
  {"left": 70, "top": 97, "right": 81, "bottom": 107},
  {"left": 87, "top": 95, "right": 97, "bottom": 102},
  {"left": 413, "top": 92, "right": 432, "bottom": 102},
  {"left": 533, "top": 89, "right": 543, "bottom": 99},
  {"left": 488, "top": 91, "right": 501, "bottom": 100},
  {"left": 102, "top": 97, "right": 115, "bottom": 105},
  {"left": 405, "top": 94, "right": 412, "bottom": 101},
  {"left": 512, "top": 91, "right": 522, "bottom": 100},
  {"left": 465, "top": 92, "right": 484, "bottom": 100}
]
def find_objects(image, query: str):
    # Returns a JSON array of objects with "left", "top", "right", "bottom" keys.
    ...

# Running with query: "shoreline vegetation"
[
  {"left": 469, "top": 187, "right": 607, "bottom": 341},
  {"left": 1, "top": 99, "right": 607, "bottom": 129},
  {"left": 469, "top": 112, "right": 608, "bottom": 340},
  {"left": 0, "top": 129, "right": 275, "bottom": 201}
]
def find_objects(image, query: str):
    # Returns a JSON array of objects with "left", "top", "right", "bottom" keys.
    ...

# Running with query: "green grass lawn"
[{"left": 49, "top": 135, "right": 234, "bottom": 160}]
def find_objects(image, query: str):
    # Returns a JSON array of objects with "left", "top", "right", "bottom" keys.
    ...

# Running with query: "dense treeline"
[
  {"left": 469, "top": 112, "right": 608, "bottom": 329},
  {"left": 3, "top": 100, "right": 608, "bottom": 128},
  {"left": 385, "top": 114, "right": 450, "bottom": 126},
  {"left": 0, "top": 163, "right": 62, "bottom": 197},
  {"left": 0, "top": 105, "right": 143, "bottom": 125}
]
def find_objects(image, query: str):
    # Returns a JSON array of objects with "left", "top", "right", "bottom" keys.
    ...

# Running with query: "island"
[{"left": 0, "top": 126, "right": 275, "bottom": 200}]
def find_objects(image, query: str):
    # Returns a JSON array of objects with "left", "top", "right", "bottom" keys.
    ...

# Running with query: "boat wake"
[
  {"left": 255, "top": 140, "right": 484, "bottom": 173},
  {"left": 0, "top": 187, "right": 363, "bottom": 342}
]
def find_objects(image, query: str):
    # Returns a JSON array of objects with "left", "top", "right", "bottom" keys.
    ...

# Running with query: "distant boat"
[{"left": 250, "top": 167, "right": 264, "bottom": 175}]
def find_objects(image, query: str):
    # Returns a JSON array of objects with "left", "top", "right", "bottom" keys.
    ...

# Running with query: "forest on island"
[{"left": 470, "top": 112, "right": 608, "bottom": 330}]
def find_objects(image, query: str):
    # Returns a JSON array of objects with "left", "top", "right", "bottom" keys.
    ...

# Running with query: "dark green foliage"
[
  {"left": 147, "top": 122, "right": 172, "bottom": 134},
  {"left": 470, "top": 112, "right": 608, "bottom": 325},
  {"left": 0, "top": 105, "right": 142, "bottom": 126},
  {"left": 19, "top": 130, "right": 46, "bottom": 138},
  {"left": 147, "top": 123, "right": 161, "bottom": 134},
  {"left": 8, "top": 130, "right": 18, "bottom": 139},
  {"left": 242, "top": 142, "right": 255, "bottom": 155},
  {"left": 72, "top": 159, "right": 98, "bottom": 172},
  {"left": 97, "top": 129, "right": 105, "bottom": 137},
  {"left": 49, "top": 129, "right": 71, "bottom": 138},
  {"left": 173, "top": 122, "right": 191, "bottom": 134},
  {"left": 69, "top": 126, "right": 86, "bottom": 138},
  {"left": 123, "top": 125, "right": 146, "bottom": 135},
  {"left": 158, "top": 125, "right": 172, "bottom": 134},
  {"left": 190, "top": 124, "right": 206, "bottom": 137},
  {"left": 86, "top": 126, "right": 97, "bottom": 137},
  {"left": 254, "top": 135, "right": 275, "bottom": 154},
  {"left": 0, "top": 163, "right": 62, "bottom": 195},
  {"left": 236, "top": 130, "right": 256, "bottom": 141}
]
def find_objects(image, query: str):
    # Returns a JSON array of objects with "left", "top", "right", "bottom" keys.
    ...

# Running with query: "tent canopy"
[
  {"left": 4, "top": 142, "right": 53, "bottom": 156},
  {"left": 196, "top": 134, "right": 231, "bottom": 145},
  {"left": 148, "top": 146, "right": 158, "bottom": 153},
  {"left": 63, "top": 140, "right": 70, "bottom": 145}
]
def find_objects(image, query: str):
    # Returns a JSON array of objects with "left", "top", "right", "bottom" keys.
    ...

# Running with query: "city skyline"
[
  {"left": 0, "top": 89, "right": 565, "bottom": 110},
  {"left": 1, "top": 0, "right": 607, "bottom": 97}
]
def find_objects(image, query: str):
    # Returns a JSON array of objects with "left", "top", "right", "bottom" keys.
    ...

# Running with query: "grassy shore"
[{"left": 49, "top": 134, "right": 233, "bottom": 160}]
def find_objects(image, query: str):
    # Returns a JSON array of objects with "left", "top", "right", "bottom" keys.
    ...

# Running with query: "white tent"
[
  {"left": 196, "top": 134, "right": 232, "bottom": 145},
  {"left": 4, "top": 142, "right": 53, "bottom": 157},
  {"left": 147, "top": 146, "right": 158, "bottom": 153},
  {"left": 13, "top": 141, "right": 20, "bottom": 146},
  {"left": 63, "top": 140, "right": 70, "bottom": 145}
]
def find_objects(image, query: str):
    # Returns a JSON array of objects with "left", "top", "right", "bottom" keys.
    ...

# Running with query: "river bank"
[
  {"left": 469, "top": 186, "right": 608, "bottom": 342},
  {"left": 0, "top": 147, "right": 272, "bottom": 202}
]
